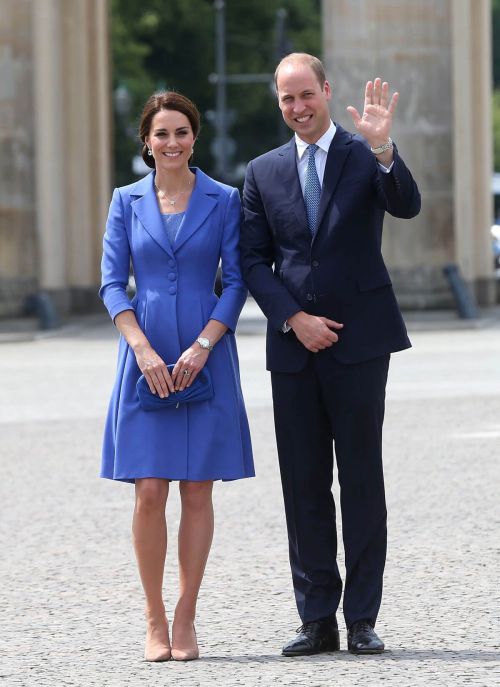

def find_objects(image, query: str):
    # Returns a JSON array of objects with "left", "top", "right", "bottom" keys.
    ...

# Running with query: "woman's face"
[{"left": 145, "top": 109, "right": 196, "bottom": 173}]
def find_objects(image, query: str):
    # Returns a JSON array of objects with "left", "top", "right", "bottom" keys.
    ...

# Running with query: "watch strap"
[
  {"left": 370, "top": 137, "right": 393, "bottom": 155},
  {"left": 196, "top": 337, "right": 213, "bottom": 351}
]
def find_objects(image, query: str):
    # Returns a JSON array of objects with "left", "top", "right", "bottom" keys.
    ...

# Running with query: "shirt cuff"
[
  {"left": 281, "top": 321, "right": 292, "bottom": 333},
  {"left": 378, "top": 161, "right": 394, "bottom": 174}
]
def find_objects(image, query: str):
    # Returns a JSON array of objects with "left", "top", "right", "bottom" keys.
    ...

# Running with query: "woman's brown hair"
[{"left": 139, "top": 91, "right": 201, "bottom": 169}]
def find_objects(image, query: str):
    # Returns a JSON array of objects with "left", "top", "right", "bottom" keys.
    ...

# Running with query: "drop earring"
[{"left": 147, "top": 148, "right": 152, "bottom": 156}]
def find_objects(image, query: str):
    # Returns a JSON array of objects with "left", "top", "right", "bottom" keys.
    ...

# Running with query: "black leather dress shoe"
[
  {"left": 347, "top": 620, "right": 384, "bottom": 654},
  {"left": 282, "top": 616, "right": 340, "bottom": 656}
]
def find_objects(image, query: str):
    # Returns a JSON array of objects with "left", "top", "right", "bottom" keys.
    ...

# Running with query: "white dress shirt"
[{"left": 295, "top": 120, "right": 337, "bottom": 192}]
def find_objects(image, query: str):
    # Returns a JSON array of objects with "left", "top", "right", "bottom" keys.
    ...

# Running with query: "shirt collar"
[{"left": 295, "top": 120, "right": 336, "bottom": 160}]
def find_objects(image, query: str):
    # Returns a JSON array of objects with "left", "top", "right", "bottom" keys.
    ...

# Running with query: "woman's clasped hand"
[
  {"left": 134, "top": 343, "right": 174, "bottom": 398},
  {"left": 134, "top": 341, "right": 209, "bottom": 396},
  {"left": 171, "top": 344, "right": 209, "bottom": 391}
]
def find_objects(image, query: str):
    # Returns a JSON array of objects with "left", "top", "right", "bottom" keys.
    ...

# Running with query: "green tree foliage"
[{"left": 110, "top": 0, "right": 320, "bottom": 186}]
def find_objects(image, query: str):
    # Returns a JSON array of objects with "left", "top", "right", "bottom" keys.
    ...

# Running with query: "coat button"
[
  {"left": 168, "top": 259, "right": 175, "bottom": 267},
  {"left": 168, "top": 286, "right": 176, "bottom": 295},
  {"left": 168, "top": 272, "right": 176, "bottom": 281},
  {"left": 312, "top": 260, "right": 319, "bottom": 267},
  {"left": 306, "top": 293, "right": 313, "bottom": 301}
]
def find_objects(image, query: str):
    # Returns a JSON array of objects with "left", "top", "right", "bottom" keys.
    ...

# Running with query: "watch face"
[{"left": 198, "top": 337, "right": 210, "bottom": 348}]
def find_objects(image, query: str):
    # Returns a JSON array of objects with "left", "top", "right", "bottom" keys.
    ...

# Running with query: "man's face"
[{"left": 276, "top": 62, "right": 332, "bottom": 144}]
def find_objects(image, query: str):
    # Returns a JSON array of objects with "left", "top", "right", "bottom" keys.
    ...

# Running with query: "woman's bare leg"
[
  {"left": 133, "top": 478, "right": 170, "bottom": 661},
  {"left": 171, "top": 480, "right": 214, "bottom": 660}
]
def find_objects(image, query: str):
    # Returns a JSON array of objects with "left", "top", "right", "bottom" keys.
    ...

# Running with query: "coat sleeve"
[
  {"left": 209, "top": 187, "right": 248, "bottom": 332},
  {"left": 374, "top": 146, "right": 421, "bottom": 219},
  {"left": 240, "top": 160, "right": 302, "bottom": 331},
  {"left": 99, "top": 188, "right": 135, "bottom": 322}
]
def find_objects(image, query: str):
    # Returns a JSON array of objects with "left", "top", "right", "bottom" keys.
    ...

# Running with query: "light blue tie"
[{"left": 304, "top": 143, "right": 321, "bottom": 235}]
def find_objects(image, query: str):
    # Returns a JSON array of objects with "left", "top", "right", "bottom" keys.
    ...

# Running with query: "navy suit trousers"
[{"left": 271, "top": 351, "right": 390, "bottom": 628}]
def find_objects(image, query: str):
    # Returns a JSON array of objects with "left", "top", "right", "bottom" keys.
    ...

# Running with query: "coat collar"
[{"left": 130, "top": 168, "right": 219, "bottom": 256}]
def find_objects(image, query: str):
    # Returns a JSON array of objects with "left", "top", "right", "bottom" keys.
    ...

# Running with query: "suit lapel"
[
  {"left": 279, "top": 140, "right": 308, "bottom": 229},
  {"left": 130, "top": 173, "right": 174, "bottom": 258},
  {"left": 314, "top": 125, "right": 352, "bottom": 241},
  {"left": 279, "top": 128, "right": 353, "bottom": 239},
  {"left": 174, "top": 168, "right": 218, "bottom": 252}
]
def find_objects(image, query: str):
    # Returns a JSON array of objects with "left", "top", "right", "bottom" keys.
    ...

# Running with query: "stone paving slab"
[{"left": 0, "top": 325, "right": 499, "bottom": 686}]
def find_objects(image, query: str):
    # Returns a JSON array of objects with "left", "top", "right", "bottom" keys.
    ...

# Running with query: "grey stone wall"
[
  {"left": 0, "top": 0, "right": 111, "bottom": 321},
  {"left": 0, "top": 0, "right": 37, "bottom": 316},
  {"left": 322, "top": 0, "right": 479, "bottom": 309}
]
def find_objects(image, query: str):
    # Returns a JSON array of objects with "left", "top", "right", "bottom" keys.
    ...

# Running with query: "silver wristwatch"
[
  {"left": 196, "top": 336, "right": 213, "bottom": 351},
  {"left": 370, "top": 137, "right": 393, "bottom": 155}
]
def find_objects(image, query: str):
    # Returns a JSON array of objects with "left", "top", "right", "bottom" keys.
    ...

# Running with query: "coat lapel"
[
  {"left": 130, "top": 173, "right": 174, "bottom": 258},
  {"left": 279, "top": 140, "right": 308, "bottom": 230},
  {"left": 314, "top": 125, "right": 352, "bottom": 241},
  {"left": 174, "top": 168, "right": 218, "bottom": 252}
]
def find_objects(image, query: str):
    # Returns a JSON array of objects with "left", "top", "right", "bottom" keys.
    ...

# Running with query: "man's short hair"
[{"left": 274, "top": 53, "right": 327, "bottom": 90}]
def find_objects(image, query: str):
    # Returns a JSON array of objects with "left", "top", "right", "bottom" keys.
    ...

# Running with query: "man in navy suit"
[{"left": 240, "top": 53, "right": 420, "bottom": 656}]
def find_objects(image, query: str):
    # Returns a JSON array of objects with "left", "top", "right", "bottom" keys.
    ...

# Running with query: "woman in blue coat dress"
[{"left": 100, "top": 91, "right": 254, "bottom": 662}]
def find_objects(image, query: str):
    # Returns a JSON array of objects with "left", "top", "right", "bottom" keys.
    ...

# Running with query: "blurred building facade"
[
  {"left": 323, "top": 0, "right": 496, "bottom": 308},
  {"left": 0, "top": 0, "right": 497, "bottom": 321},
  {"left": 0, "top": 0, "right": 110, "bottom": 319}
]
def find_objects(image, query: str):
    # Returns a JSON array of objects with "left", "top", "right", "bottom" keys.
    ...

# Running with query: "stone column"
[
  {"left": 62, "top": 0, "right": 111, "bottom": 312},
  {"left": 322, "top": 0, "right": 495, "bottom": 308},
  {"left": 33, "top": 0, "right": 69, "bottom": 311},
  {"left": 452, "top": 0, "right": 495, "bottom": 304},
  {"left": 62, "top": 0, "right": 94, "bottom": 309},
  {"left": 88, "top": 0, "right": 113, "bottom": 289},
  {"left": 0, "top": 0, "right": 37, "bottom": 317},
  {"left": 32, "top": 0, "right": 111, "bottom": 315}
]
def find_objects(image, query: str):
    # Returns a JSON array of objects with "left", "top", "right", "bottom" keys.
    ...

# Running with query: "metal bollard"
[
  {"left": 442, "top": 264, "right": 479, "bottom": 319},
  {"left": 24, "top": 292, "right": 60, "bottom": 330}
]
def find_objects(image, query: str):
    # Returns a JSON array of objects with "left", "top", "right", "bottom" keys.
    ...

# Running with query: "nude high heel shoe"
[
  {"left": 144, "top": 616, "right": 171, "bottom": 662},
  {"left": 171, "top": 622, "right": 199, "bottom": 661}
]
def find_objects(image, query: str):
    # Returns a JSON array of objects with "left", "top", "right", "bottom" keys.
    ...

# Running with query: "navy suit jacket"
[{"left": 240, "top": 124, "right": 421, "bottom": 372}]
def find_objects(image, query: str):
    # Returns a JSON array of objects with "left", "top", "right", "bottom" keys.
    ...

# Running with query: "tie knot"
[{"left": 307, "top": 143, "right": 319, "bottom": 157}]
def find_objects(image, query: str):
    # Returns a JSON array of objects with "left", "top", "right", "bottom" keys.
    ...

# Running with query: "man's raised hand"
[{"left": 346, "top": 77, "right": 398, "bottom": 149}]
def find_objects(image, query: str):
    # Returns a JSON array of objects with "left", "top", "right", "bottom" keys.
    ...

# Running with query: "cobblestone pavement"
[{"left": 1, "top": 317, "right": 499, "bottom": 686}]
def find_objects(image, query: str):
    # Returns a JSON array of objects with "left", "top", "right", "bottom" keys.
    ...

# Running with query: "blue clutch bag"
[{"left": 136, "top": 364, "right": 213, "bottom": 411}]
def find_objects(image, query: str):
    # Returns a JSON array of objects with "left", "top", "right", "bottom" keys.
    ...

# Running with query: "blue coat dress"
[{"left": 99, "top": 168, "right": 254, "bottom": 483}]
